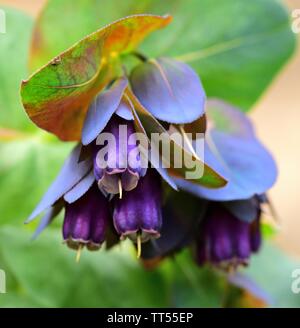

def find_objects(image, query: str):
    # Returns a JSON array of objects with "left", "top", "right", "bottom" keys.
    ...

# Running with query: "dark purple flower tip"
[
  {"left": 93, "top": 115, "right": 146, "bottom": 195},
  {"left": 63, "top": 184, "right": 110, "bottom": 251},
  {"left": 196, "top": 203, "right": 262, "bottom": 270},
  {"left": 113, "top": 169, "right": 162, "bottom": 242}
]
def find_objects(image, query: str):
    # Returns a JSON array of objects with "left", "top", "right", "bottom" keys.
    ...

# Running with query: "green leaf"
[
  {"left": 141, "top": 0, "right": 297, "bottom": 110},
  {"left": 0, "top": 227, "right": 168, "bottom": 307},
  {"left": 0, "top": 7, "right": 33, "bottom": 131},
  {"left": 245, "top": 242, "right": 300, "bottom": 308},
  {"left": 0, "top": 136, "right": 73, "bottom": 225},
  {"left": 29, "top": 0, "right": 296, "bottom": 111},
  {"left": 22, "top": 14, "right": 171, "bottom": 141},
  {"left": 164, "top": 250, "right": 225, "bottom": 307}
]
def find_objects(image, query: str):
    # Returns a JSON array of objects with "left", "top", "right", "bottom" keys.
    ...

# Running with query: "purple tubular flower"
[
  {"left": 63, "top": 184, "right": 110, "bottom": 251},
  {"left": 93, "top": 115, "right": 146, "bottom": 195},
  {"left": 113, "top": 169, "right": 162, "bottom": 242},
  {"left": 196, "top": 203, "right": 261, "bottom": 269}
]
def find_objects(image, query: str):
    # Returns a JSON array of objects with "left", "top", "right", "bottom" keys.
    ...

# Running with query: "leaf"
[
  {"left": 245, "top": 242, "right": 300, "bottom": 308},
  {"left": 28, "top": 0, "right": 152, "bottom": 71},
  {"left": 126, "top": 89, "right": 227, "bottom": 188},
  {"left": 0, "top": 7, "right": 33, "bottom": 131},
  {"left": 139, "top": 0, "right": 296, "bottom": 110},
  {"left": 130, "top": 57, "right": 206, "bottom": 123},
  {"left": 0, "top": 227, "right": 169, "bottom": 307},
  {"left": 166, "top": 251, "right": 225, "bottom": 307},
  {"left": 81, "top": 77, "right": 128, "bottom": 145},
  {"left": 21, "top": 14, "right": 172, "bottom": 141},
  {"left": 0, "top": 137, "right": 72, "bottom": 226},
  {"left": 175, "top": 99, "right": 278, "bottom": 200},
  {"left": 30, "top": 0, "right": 295, "bottom": 111}
]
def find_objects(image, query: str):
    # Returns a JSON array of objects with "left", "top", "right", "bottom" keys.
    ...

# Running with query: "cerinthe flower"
[
  {"left": 22, "top": 15, "right": 276, "bottom": 268},
  {"left": 113, "top": 169, "right": 162, "bottom": 247},
  {"left": 24, "top": 54, "right": 209, "bottom": 260},
  {"left": 22, "top": 15, "right": 225, "bottom": 262},
  {"left": 196, "top": 199, "right": 262, "bottom": 269},
  {"left": 93, "top": 115, "right": 146, "bottom": 196},
  {"left": 139, "top": 101, "right": 277, "bottom": 269},
  {"left": 63, "top": 184, "right": 110, "bottom": 253}
]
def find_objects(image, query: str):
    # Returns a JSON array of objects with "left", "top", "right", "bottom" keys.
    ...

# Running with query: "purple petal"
[
  {"left": 250, "top": 218, "right": 262, "bottom": 253},
  {"left": 121, "top": 170, "right": 140, "bottom": 192},
  {"left": 70, "top": 211, "right": 91, "bottom": 242},
  {"left": 93, "top": 115, "right": 146, "bottom": 194},
  {"left": 130, "top": 57, "right": 205, "bottom": 123},
  {"left": 63, "top": 185, "right": 109, "bottom": 247},
  {"left": 26, "top": 144, "right": 92, "bottom": 223},
  {"left": 232, "top": 219, "right": 251, "bottom": 260},
  {"left": 81, "top": 77, "right": 128, "bottom": 145},
  {"left": 113, "top": 169, "right": 162, "bottom": 241},
  {"left": 207, "top": 211, "right": 233, "bottom": 262},
  {"left": 142, "top": 192, "right": 207, "bottom": 259},
  {"left": 64, "top": 170, "right": 95, "bottom": 204}
]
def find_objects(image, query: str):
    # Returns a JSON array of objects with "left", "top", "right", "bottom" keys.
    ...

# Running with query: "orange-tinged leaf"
[{"left": 21, "top": 14, "right": 172, "bottom": 141}]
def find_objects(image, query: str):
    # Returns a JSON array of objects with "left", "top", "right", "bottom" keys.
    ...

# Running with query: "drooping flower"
[
  {"left": 196, "top": 200, "right": 262, "bottom": 269},
  {"left": 19, "top": 12, "right": 234, "bottom": 267},
  {"left": 175, "top": 99, "right": 278, "bottom": 201},
  {"left": 80, "top": 76, "right": 179, "bottom": 196},
  {"left": 93, "top": 115, "right": 146, "bottom": 196},
  {"left": 141, "top": 192, "right": 265, "bottom": 270},
  {"left": 63, "top": 184, "right": 110, "bottom": 252},
  {"left": 23, "top": 55, "right": 211, "bottom": 259},
  {"left": 113, "top": 169, "right": 162, "bottom": 248},
  {"left": 21, "top": 12, "right": 277, "bottom": 269}
]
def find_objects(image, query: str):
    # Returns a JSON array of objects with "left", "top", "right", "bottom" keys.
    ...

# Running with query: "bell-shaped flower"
[
  {"left": 113, "top": 169, "right": 162, "bottom": 244},
  {"left": 63, "top": 185, "right": 110, "bottom": 251},
  {"left": 93, "top": 115, "right": 146, "bottom": 195},
  {"left": 196, "top": 198, "right": 262, "bottom": 269}
]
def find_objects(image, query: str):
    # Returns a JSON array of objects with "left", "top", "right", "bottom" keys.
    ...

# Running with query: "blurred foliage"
[
  {"left": 29, "top": 0, "right": 295, "bottom": 110},
  {"left": 0, "top": 7, "right": 33, "bottom": 131},
  {"left": 0, "top": 1, "right": 298, "bottom": 308}
]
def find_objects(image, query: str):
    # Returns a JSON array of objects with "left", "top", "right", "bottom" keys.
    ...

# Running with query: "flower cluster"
[{"left": 24, "top": 15, "right": 277, "bottom": 269}]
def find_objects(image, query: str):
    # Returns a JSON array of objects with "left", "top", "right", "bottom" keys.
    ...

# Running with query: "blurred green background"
[{"left": 0, "top": 0, "right": 300, "bottom": 307}]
